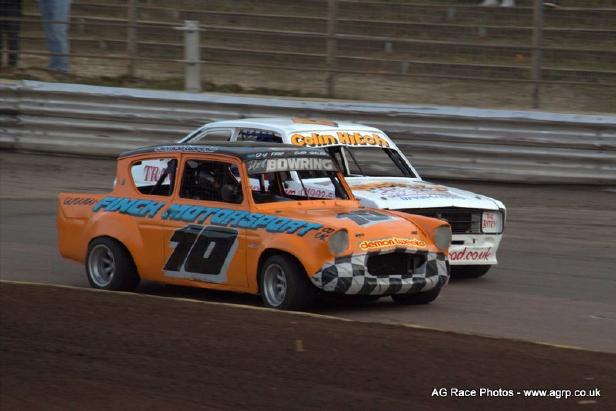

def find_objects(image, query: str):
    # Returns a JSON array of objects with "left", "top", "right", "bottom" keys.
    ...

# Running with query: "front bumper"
[
  {"left": 310, "top": 249, "right": 449, "bottom": 295},
  {"left": 448, "top": 234, "right": 503, "bottom": 265}
]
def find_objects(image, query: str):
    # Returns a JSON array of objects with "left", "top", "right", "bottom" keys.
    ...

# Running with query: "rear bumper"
[{"left": 310, "top": 249, "right": 449, "bottom": 295}]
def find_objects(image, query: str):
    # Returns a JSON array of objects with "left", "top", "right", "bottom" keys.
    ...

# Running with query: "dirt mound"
[{"left": 1, "top": 282, "right": 614, "bottom": 410}]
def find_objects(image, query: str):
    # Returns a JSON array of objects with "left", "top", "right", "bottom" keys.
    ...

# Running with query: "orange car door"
[
  {"left": 125, "top": 155, "right": 179, "bottom": 280},
  {"left": 159, "top": 156, "right": 248, "bottom": 288}
]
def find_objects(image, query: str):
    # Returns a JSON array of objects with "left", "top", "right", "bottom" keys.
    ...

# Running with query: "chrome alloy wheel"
[
  {"left": 263, "top": 263, "right": 287, "bottom": 307},
  {"left": 88, "top": 244, "right": 116, "bottom": 288}
]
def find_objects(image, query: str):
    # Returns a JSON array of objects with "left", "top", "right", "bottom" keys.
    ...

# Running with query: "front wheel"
[
  {"left": 391, "top": 286, "right": 441, "bottom": 305},
  {"left": 451, "top": 265, "right": 491, "bottom": 279},
  {"left": 259, "top": 254, "right": 315, "bottom": 310},
  {"left": 86, "top": 238, "right": 140, "bottom": 291}
]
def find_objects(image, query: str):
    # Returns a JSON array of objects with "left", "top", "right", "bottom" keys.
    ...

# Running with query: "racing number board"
[{"left": 164, "top": 224, "right": 239, "bottom": 283}]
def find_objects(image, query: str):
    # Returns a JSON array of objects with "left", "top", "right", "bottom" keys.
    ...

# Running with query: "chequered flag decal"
[{"left": 311, "top": 249, "right": 449, "bottom": 295}]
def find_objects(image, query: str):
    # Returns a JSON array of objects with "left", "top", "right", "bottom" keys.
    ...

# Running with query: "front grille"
[
  {"left": 401, "top": 207, "right": 483, "bottom": 234},
  {"left": 367, "top": 252, "right": 426, "bottom": 277}
]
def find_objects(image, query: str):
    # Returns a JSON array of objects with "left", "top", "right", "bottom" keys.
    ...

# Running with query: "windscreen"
[
  {"left": 299, "top": 146, "right": 415, "bottom": 178},
  {"left": 245, "top": 155, "right": 349, "bottom": 203}
]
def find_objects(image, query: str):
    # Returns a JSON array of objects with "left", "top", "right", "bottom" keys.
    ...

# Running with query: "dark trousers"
[{"left": 0, "top": 19, "right": 20, "bottom": 67}]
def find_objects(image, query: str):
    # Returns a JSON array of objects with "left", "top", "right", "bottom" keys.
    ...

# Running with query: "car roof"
[
  {"left": 200, "top": 117, "right": 384, "bottom": 135},
  {"left": 118, "top": 142, "right": 330, "bottom": 160}
]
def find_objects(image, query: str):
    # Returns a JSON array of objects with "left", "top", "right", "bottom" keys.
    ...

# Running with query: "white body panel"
[{"left": 180, "top": 118, "right": 506, "bottom": 266}]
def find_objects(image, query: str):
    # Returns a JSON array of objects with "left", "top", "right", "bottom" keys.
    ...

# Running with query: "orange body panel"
[{"left": 58, "top": 150, "right": 450, "bottom": 295}]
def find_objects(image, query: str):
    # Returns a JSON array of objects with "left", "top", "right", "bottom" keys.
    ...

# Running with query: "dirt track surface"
[
  {"left": 1, "top": 282, "right": 615, "bottom": 411},
  {"left": 2, "top": 152, "right": 616, "bottom": 353}
]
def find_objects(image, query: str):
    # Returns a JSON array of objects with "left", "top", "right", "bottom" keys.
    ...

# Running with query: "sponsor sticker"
[
  {"left": 92, "top": 196, "right": 323, "bottom": 237},
  {"left": 481, "top": 211, "right": 501, "bottom": 233},
  {"left": 449, "top": 247, "right": 493, "bottom": 261},
  {"left": 63, "top": 197, "right": 98, "bottom": 206},
  {"left": 245, "top": 157, "right": 335, "bottom": 173},
  {"left": 360, "top": 237, "right": 427, "bottom": 251},
  {"left": 154, "top": 145, "right": 218, "bottom": 153},
  {"left": 349, "top": 181, "right": 462, "bottom": 200},
  {"left": 283, "top": 186, "right": 336, "bottom": 199},
  {"left": 290, "top": 131, "right": 390, "bottom": 148}
]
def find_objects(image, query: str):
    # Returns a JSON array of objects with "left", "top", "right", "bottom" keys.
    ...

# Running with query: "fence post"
[
  {"left": 326, "top": 0, "right": 338, "bottom": 98},
  {"left": 183, "top": 20, "right": 202, "bottom": 93},
  {"left": 127, "top": 0, "right": 138, "bottom": 77},
  {"left": 531, "top": 0, "right": 544, "bottom": 109}
]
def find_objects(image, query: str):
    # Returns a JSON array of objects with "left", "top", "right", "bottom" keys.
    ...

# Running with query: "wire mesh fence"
[{"left": 1, "top": 0, "right": 615, "bottom": 112}]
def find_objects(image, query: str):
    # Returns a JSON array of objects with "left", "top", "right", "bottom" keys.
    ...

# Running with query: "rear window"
[
  {"left": 237, "top": 128, "right": 283, "bottom": 143},
  {"left": 130, "top": 158, "right": 177, "bottom": 196},
  {"left": 192, "top": 129, "right": 233, "bottom": 143}
]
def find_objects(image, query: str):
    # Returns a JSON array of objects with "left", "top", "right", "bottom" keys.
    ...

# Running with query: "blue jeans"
[{"left": 38, "top": 0, "right": 71, "bottom": 72}]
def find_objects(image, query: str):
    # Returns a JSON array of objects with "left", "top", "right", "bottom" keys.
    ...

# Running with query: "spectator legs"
[{"left": 39, "top": 0, "right": 71, "bottom": 72}]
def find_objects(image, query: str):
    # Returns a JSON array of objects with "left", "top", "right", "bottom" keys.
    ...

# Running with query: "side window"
[
  {"left": 131, "top": 158, "right": 177, "bottom": 196},
  {"left": 193, "top": 129, "right": 232, "bottom": 143},
  {"left": 180, "top": 160, "right": 243, "bottom": 204},
  {"left": 237, "top": 128, "right": 282, "bottom": 143}
]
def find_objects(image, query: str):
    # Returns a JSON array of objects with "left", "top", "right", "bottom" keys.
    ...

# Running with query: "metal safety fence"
[
  {"left": 1, "top": 0, "right": 615, "bottom": 113},
  {"left": 1, "top": 80, "right": 615, "bottom": 184}
]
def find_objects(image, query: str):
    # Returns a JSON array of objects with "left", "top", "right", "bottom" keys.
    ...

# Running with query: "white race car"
[{"left": 178, "top": 118, "right": 506, "bottom": 278}]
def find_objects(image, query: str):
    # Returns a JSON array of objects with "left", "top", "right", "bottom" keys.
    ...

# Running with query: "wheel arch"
[
  {"left": 256, "top": 248, "right": 307, "bottom": 293},
  {"left": 85, "top": 214, "right": 145, "bottom": 269},
  {"left": 88, "top": 235, "right": 139, "bottom": 276}
]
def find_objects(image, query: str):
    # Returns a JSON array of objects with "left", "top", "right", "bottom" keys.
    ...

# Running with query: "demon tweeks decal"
[{"left": 360, "top": 237, "right": 427, "bottom": 251}]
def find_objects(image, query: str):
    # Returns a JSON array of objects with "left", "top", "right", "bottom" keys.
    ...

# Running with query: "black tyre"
[
  {"left": 391, "top": 286, "right": 441, "bottom": 305},
  {"left": 259, "top": 254, "right": 315, "bottom": 310},
  {"left": 451, "top": 265, "right": 491, "bottom": 279},
  {"left": 86, "top": 237, "right": 140, "bottom": 291}
]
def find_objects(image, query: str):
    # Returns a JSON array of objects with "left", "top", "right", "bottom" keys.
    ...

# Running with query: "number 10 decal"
[{"left": 164, "top": 224, "right": 239, "bottom": 283}]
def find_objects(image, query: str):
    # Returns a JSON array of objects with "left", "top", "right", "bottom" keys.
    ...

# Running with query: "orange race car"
[{"left": 57, "top": 143, "right": 451, "bottom": 309}]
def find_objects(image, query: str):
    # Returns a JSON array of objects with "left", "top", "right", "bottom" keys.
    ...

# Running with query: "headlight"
[
  {"left": 433, "top": 226, "right": 452, "bottom": 251},
  {"left": 328, "top": 229, "right": 349, "bottom": 255},
  {"left": 482, "top": 211, "right": 503, "bottom": 234}
]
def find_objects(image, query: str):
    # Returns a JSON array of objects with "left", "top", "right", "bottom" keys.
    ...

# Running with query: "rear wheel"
[
  {"left": 259, "top": 254, "right": 315, "bottom": 310},
  {"left": 86, "top": 238, "right": 140, "bottom": 291},
  {"left": 451, "top": 265, "right": 491, "bottom": 279},
  {"left": 391, "top": 286, "right": 441, "bottom": 305}
]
